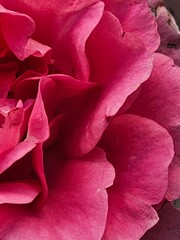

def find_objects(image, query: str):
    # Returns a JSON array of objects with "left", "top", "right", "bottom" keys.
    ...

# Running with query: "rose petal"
[
  {"left": 0, "top": 139, "right": 36, "bottom": 174},
  {"left": 40, "top": 74, "right": 95, "bottom": 121},
  {"left": 0, "top": 107, "right": 24, "bottom": 153},
  {"left": 103, "top": 0, "right": 160, "bottom": 53},
  {"left": 0, "top": 4, "right": 35, "bottom": 59},
  {"left": 0, "top": 147, "right": 115, "bottom": 239},
  {"left": 22, "top": 38, "right": 52, "bottom": 62},
  {"left": 0, "top": 180, "right": 41, "bottom": 204},
  {"left": 127, "top": 53, "right": 180, "bottom": 200},
  {"left": 100, "top": 114, "right": 174, "bottom": 240},
  {"left": 27, "top": 81, "right": 49, "bottom": 143},
  {"left": 141, "top": 202, "right": 180, "bottom": 240},
  {"left": 32, "top": 144, "right": 48, "bottom": 207},
  {"left": 51, "top": 1, "right": 104, "bottom": 80},
  {"left": 62, "top": 11, "right": 153, "bottom": 156},
  {"left": 1, "top": 0, "right": 103, "bottom": 77},
  {"left": 0, "top": 61, "right": 18, "bottom": 98}
]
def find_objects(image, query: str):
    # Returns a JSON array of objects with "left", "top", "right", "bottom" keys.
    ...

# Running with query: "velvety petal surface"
[
  {"left": 0, "top": 4, "right": 35, "bottom": 59},
  {"left": 62, "top": 11, "right": 153, "bottom": 156},
  {"left": 127, "top": 53, "right": 180, "bottom": 200},
  {"left": 141, "top": 202, "right": 180, "bottom": 240},
  {"left": 103, "top": 0, "right": 160, "bottom": 53},
  {"left": 1, "top": 0, "right": 103, "bottom": 78},
  {"left": 0, "top": 148, "right": 115, "bottom": 240},
  {"left": 27, "top": 80, "right": 49, "bottom": 143},
  {"left": 100, "top": 114, "right": 174, "bottom": 240}
]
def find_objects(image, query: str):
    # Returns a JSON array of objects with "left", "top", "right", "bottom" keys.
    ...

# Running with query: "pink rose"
[{"left": 0, "top": 0, "right": 179, "bottom": 239}]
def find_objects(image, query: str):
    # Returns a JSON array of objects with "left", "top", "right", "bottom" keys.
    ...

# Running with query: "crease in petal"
[{"left": 62, "top": 11, "right": 153, "bottom": 156}]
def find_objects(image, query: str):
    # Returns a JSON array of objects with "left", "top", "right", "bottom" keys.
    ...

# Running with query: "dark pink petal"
[
  {"left": 51, "top": 1, "right": 104, "bottom": 80},
  {"left": 40, "top": 74, "right": 95, "bottom": 121},
  {"left": 27, "top": 81, "right": 49, "bottom": 143},
  {"left": 100, "top": 114, "right": 174, "bottom": 240},
  {"left": 1, "top": 0, "right": 102, "bottom": 78},
  {"left": 32, "top": 144, "right": 48, "bottom": 207},
  {"left": 0, "top": 108, "right": 24, "bottom": 153},
  {"left": 63, "top": 11, "right": 153, "bottom": 156},
  {"left": 22, "top": 38, "right": 52, "bottom": 62},
  {"left": 141, "top": 202, "right": 180, "bottom": 240},
  {"left": 103, "top": 0, "right": 160, "bottom": 53},
  {"left": 0, "top": 139, "right": 35, "bottom": 174},
  {"left": 14, "top": 74, "right": 95, "bottom": 121},
  {"left": 0, "top": 180, "right": 41, "bottom": 204},
  {"left": 127, "top": 53, "right": 180, "bottom": 200},
  {"left": 155, "top": 6, "right": 180, "bottom": 66},
  {"left": 0, "top": 148, "right": 115, "bottom": 239},
  {"left": 0, "top": 4, "right": 35, "bottom": 59},
  {"left": 0, "top": 61, "right": 18, "bottom": 98}
]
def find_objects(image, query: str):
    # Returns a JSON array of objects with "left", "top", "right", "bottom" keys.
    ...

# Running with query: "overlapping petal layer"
[
  {"left": 0, "top": 148, "right": 115, "bottom": 240},
  {"left": 127, "top": 53, "right": 180, "bottom": 200},
  {"left": 103, "top": 0, "right": 160, "bottom": 53},
  {"left": 62, "top": 11, "right": 153, "bottom": 156},
  {"left": 100, "top": 114, "right": 174, "bottom": 240}
]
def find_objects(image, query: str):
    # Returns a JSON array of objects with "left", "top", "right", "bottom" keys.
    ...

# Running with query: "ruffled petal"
[
  {"left": 1, "top": 0, "right": 103, "bottom": 78},
  {"left": 103, "top": 0, "right": 160, "bottom": 53},
  {"left": 0, "top": 147, "right": 115, "bottom": 240},
  {"left": 62, "top": 11, "right": 153, "bottom": 156},
  {"left": 127, "top": 53, "right": 180, "bottom": 200},
  {"left": 0, "top": 4, "right": 35, "bottom": 59},
  {"left": 100, "top": 114, "right": 174, "bottom": 240}
]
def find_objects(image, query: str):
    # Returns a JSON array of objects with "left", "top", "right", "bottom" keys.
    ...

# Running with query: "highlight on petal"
[
  {"left": 27, "top": 80, "right": 49, "bottom": 143},
  {"left": 62, "top": 11, "right": 153, "bottom": 156},
  {"left": 127, "top": 53, "right": 180, "bottom": 200},
  {"left": 0, "top": 61, "right": 18, "bottom": 98},
  {"left": 0, "top": 147, "right": 115, "bottom": 240},
  {"left": 0, "top": 180, "right": 41, "bottom": 204},
  {"left": 141, "top": 202, "right": 180, "bottom": 240},
  {"left": 100, "top": 114, "right": 174, "bottom": 240}
]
